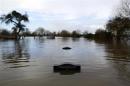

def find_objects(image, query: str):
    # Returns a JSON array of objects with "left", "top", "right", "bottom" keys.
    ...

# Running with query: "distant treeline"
[
  {"left": 0, "top": 27, "right": 113, "bottom": 40},
  {"left": 1, "top": 0, "right": 130, "bottom": 40}
]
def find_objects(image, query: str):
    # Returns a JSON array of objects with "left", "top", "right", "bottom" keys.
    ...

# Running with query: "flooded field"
[{"left": 0, "top": 37, "right": 130, "bottom": 86}]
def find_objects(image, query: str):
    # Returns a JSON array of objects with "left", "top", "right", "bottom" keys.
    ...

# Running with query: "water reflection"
[
  {"left": 61, "top": 37, "right": 70, "bottom": 42},
  {"left": 72, "top": 37, "right": 80, "bottom": 42},
  {"left": 54, "top": 70, "right": 80, "bottom": 75},
  {"left": 95, "top": 39, "right": 130, "bottom": 82},
  {"left": 34, "top": 37, "right": 45, "bottom": 44},
  {"left": 1, "top": 40, "right": 30, "bottom": 63},
  {"left": 95, "top": 39, "right": 130, "bottom": 62},
  {"left": 0, "top": 38, "right": 130, "bottom": 86}
]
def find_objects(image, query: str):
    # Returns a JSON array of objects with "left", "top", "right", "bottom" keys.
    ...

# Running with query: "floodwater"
[{"left": 0, "top": 37, "right": 130, "bottom": 86}]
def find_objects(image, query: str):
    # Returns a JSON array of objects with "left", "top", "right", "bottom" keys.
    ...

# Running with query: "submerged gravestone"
[
  {"left": 62, "top": 47, "right": 72, "bottom": 50},
  {"left": 53, "top": 63, "right": 81, "bottom": 75}
]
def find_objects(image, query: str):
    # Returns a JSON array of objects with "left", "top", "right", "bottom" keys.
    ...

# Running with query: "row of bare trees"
[{"left": 106, "top": 0, "right": 130, "bottom": 38}]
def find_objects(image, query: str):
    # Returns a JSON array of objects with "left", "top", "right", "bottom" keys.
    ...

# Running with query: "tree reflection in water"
[
  {"left": 95, "top": 39, "right": 130, "bottom": 82},
  {"left": 95, "top": 39, "right": 130, "bottom": 61},
  {"left": 2, "top": 40, "right": 30, "bottom": 63},
  {"left": 61, "top": 37, "right": 70, "bottom": 42},
  {"left": 72, "top": 37, "right": 80, "bottom": 42}
]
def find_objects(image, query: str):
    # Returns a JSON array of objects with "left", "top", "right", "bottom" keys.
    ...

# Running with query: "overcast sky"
[{"left": 0, "top": 0, "right": 120, "bottom": 33}]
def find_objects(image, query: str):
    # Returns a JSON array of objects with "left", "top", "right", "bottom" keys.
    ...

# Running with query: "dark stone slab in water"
[
  {"left": 62, "top": 47, "right": 72, "bottom": 50},
  {"left": 54, "top": 69, "right": 80, "bottom": 75},
  {"left": 53, "top": 63, "right": 81, "bottom": 74}
]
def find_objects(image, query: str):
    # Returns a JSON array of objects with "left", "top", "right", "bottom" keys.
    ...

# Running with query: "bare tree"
[
  {"left": 117, "top": 0, "right": 130, "bottom": 17},
  {"left": 106, "top": 16, "right": 130, "bottom": 37},
  {"left": 0, "top": 10, "right": 29, "bottom": 39},
  {"left": 34, "top": 27, "right": 45, "bottom": 36}
]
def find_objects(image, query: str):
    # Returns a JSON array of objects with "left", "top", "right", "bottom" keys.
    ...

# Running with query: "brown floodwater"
[{"left": 0, "top": 37, "right": 130, "bottom": 86}]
